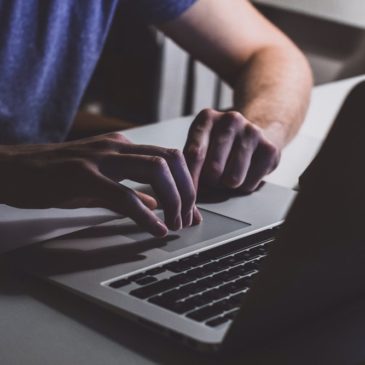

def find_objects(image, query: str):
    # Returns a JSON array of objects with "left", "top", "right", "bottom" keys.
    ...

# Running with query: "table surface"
[{"left": 1, "top": 75, "right": 365, "bottom": 365}]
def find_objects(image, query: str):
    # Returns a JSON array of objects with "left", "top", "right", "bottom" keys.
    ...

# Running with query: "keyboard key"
[
  {"left": 145, "top": 267, "right": 166, "bottom": 276},
  {"left": 182, "top": 294, "right": 206, "bottom": 309},
  {"left": 179, "top": 255, "right": 205, "bottom": 267},
  {"left": 224, "top": 278, "right": 250, "bottom": 293},
  {"left": 224, "top": 308, "right": 240, "bottom": 320},
  {"left": 200, "top": 288, "right": 227, "bottom": 302},
  {"left": 130, "top": 279, "right": 177, "bottom": 299},
  {"left": 233, "top": 250, "right": 252, "bottom": 261},
  {"left": 185, "top": 267, "right": 210, "bottom": 280},
  {"left": 179, "top": 282, "right": 204, "bottom": 295},
  {"left": 170, "top": 300, "right": 199, "bottom": 314},
  {"left": 148, "top": 288, "right": 189, "bottom": 307},
  {"left": 236, "top": 276, "right": 253, "bottom": 288},
  {"left": 199, "top": 262, "right": 220, "bottom": 275},
  {"left": 217, "top": 282, "right": 234, "bottom": 295},
  {"left": 244, "top": 261, "right": 260, "bottom": 272},
  {"left": 169, "top": 272, "right": 196, "bottom": 285},
  {"left": 231, "top": 262, "right": 258, "bottom": 276},
  {"left": 218, "top": 255, "right": 243, "bottom": 267},
  {"left": 197, "top": 229, "right": 275, "bottom": 262},
  {"left": 164, "top": 262, "right": 187, "bottom": 273},
  {"left": 248, "top": 246, "right": 265, "bottom": 258},
  {"left": 228, "top": 292, "right": 247, "bottom": 306},
  {"left": 109, "top": 278, "right": 130, "bottom": 289},
  {"left": 212, "top": 270, "right": 239, "bottom": 282},
  {"left": 257, "top": 245, "right": 269, "bottom": 255},
  {"left": 187, "top": 297, "right": 236, "bottom": 322},
  {"left": 206, "top": 316, "right": 230, "bottom": 327},
  {"left": 149, "top": 295, "right": 196, "bottom": 314},
  {"left": 195, "top": 276, "right": 220, "bottom": 289},
  {"left": 217, "top": 298, "right": 238, "bottom": 311},
  {"left": 129, "top": 273, "right": 146, "bottom": 281},
  {"left": 164, "top": 255, "right": 210, "bottom": 273},
  {"left": 135, "top": 276, "right": 158, "bottom": 286},
  {"left": 187, "top": 303, "right": 225, "bottom": 322}
]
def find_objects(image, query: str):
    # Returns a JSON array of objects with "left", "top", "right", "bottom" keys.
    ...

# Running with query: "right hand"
[{"left": 0, "top": 133, "right": 202, "bottom": 237}]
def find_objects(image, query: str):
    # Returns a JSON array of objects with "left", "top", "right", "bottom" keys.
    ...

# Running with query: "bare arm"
[{"left": 159, "top": 0, "right": 312, "bottom": 191}]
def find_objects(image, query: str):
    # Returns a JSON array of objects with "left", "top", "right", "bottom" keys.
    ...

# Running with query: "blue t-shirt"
[{"left": 0, "top": 0, "right": 196, "bottom": 144}]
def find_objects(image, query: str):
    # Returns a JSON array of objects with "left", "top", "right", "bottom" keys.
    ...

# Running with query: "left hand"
[{"left": 183, "top": 109, "right": 281, "bottom": 193}]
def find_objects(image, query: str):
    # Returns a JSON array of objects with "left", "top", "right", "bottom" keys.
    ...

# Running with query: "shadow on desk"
[{"left": 1, "top": 264, "right": 365, "bottom": 365}]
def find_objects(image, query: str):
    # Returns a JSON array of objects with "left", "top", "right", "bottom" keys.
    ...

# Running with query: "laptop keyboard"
[{"left": 107, "top": 229, "right": 276, "bottom": 328}]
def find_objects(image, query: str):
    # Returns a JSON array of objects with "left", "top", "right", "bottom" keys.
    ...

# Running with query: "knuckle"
[
  {"left": 206, "top": 161, "right": 223, "bottom": 179},
  {"left": 185, "top": 145, "right": 205, "bottom": 163},
  {"left": 92, "top": 133, "right": 127, "bottom": 150},
  {"left": 225, "top": 111, "right": 243, "bottom": 122},
  {"left": 192, "top": 109, "right": 216, "bottom": 129},
  {"left": 166, "top": 148, "right": 184, "bottom": 163},
  {"left": 182, "top": 184, "right": 196, "bottom": 205},
  {"left": 150, "top": 156, "right": 168, "bottom": 171},
  {"left": 220, "top": 118, "right": 239, "bottom": 134},
  {"left": 239, "top": 125, "right": 262, "bottom": 146},
  {"left": 198, "top": 108, "right": 215, "bottom": 121},
  {"left": 226, "top": 175, "right": 242, "bottom": 188},
  {"left": 106, "top": 132, "right": 126, "bottom": 142},
  {"left": 186, "top": 189, "right": 196, "bottom": 206}
]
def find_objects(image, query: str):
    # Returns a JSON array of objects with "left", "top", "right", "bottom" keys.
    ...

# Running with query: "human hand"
[
  {"left": 183, "top": 109, "right": 281, "bottom": 193},
  {"left": 0, "top": 133, "right": 201, "bottom": 237}
]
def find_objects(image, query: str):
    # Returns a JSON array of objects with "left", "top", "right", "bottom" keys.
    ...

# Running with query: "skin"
[
  {"left": 0, "top": 133, "right": 201, "bottom": 237},
  {"left": 0, "top": 0, "right": 312, "bottom": 236},
  {"left": 160, "top": 0, "right": 313, "bottom": 192}
]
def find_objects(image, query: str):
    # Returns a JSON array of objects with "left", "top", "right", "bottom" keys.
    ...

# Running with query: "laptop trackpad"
[{"left": 42, "top": 210, "right": 249, "bottom": 253}]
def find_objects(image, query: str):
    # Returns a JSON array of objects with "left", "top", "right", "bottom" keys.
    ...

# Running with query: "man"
[{"left": 0, "top": 0, "right": 312, "bottom": 237}]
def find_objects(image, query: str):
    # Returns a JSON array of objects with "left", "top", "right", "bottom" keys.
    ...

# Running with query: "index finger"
[
  {"left": 183, "top": 109, "right": 218, "bottom": 189},
  {"left": 89, "top": 173, "right": 168, "bottom": 237}
]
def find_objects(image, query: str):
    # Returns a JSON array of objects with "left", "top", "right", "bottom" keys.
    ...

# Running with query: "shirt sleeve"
[{"left": 124, "top": 0, "right": 198, "bottom": 25}]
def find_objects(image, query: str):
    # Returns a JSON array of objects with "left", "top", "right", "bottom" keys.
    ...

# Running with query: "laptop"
[{"left": 7, "top": 81, "right": 365, "bottom": 352}]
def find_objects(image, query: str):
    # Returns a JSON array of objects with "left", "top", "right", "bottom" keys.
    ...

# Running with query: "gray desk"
[{"left": 1, "top": 76, "right": 365, "bottom": 365}]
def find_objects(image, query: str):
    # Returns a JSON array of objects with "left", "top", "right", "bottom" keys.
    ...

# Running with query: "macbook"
[{"left": 8, "top": 81, "right": 365, "bottom": 352}]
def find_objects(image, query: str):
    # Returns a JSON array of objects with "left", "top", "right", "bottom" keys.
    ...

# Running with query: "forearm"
[{"left": 233, "top": 45, "right": 313, "bottom": 149}]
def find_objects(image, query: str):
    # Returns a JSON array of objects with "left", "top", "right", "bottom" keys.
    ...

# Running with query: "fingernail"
[
  {"left": 193, "top": 206, "right": 203, "bottom": 225},
  {"left": 183, "top": 210, "right": 193, "bottom": 227},
  {"left": 153, "top": 220, "right": 168, "bottom": 237},
  {"left": 173, "top": 216, "right": 182, "bottom": 231}
]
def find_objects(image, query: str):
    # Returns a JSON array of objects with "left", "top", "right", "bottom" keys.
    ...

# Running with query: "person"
[{"left": 0, "top": 0, "right": 312, "bottom": 238}]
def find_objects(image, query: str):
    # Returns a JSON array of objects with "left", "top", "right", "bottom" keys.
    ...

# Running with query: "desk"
[{"left": 1, "top": 76, "right": 365, "bottom": 365}]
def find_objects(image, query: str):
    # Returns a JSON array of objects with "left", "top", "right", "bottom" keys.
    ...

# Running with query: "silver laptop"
[{"left": 8, "top": 81, "right": 365, "bottom": 352}]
